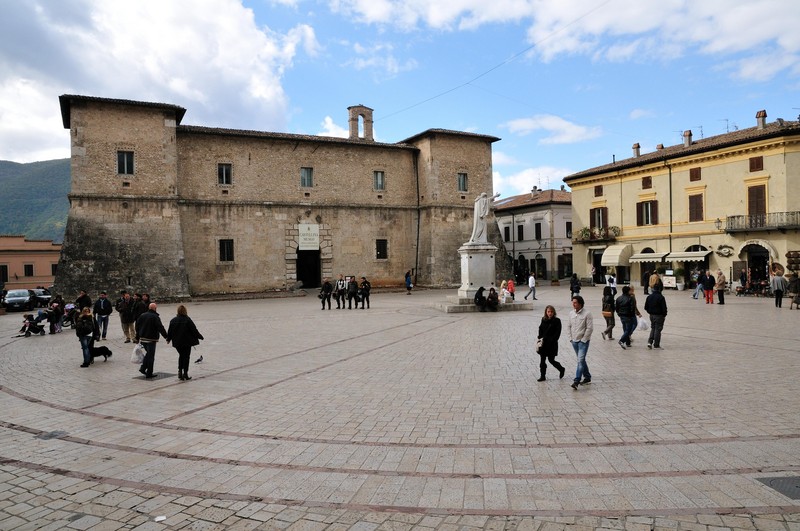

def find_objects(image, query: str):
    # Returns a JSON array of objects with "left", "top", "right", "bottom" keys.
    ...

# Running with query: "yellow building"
[
  {"left": 564, "top": 110, "right": 800, "bottom": 289},
  {"left": 0, "top": 235, "right": 61, "bottom": 290}
]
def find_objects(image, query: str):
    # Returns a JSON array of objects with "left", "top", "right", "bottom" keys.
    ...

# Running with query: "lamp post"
[{"left": 714, "top": 218, "right": 722, "bottom": 231}]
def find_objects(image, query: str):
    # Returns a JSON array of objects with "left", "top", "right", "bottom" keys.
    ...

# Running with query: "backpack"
[{"left": 76, "top": 317, "right": 94, "bottom": 336}]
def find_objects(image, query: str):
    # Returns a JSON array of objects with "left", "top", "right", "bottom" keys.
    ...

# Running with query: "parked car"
[
  {"left": 31, "top": 288, "right": 52, "bottom": 307},
  {"left": 3, "top": 289, "right": 36, "bottom": 311}
]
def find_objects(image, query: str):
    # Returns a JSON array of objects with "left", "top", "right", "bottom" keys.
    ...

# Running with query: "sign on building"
[{"left": 299, "top": 224, "right": 320, "bottom": 250}]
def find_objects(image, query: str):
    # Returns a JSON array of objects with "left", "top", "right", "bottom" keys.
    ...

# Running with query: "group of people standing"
[
  {"left": 691, "top": 269, "right": 727, "bottom": 304},
  {"left": 319, "top": 275, "right": 372, "bottom": 310}
]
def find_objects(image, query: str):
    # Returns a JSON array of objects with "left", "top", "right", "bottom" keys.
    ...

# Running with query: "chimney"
[
  {"left": 756, "top": 109, "right": 767, "bottom": 129},
  {"left": 632, "top": 143, "right": 640, "bottom": 157},
  {"left": 683, "top": 130, "right": 692, "bottom": 148},
  {"left": 656, "top": 144, "right": 664, "bottom": 150},
  {"left": 530, "top": 186, "right": 538, "bottom": 199},
  {"left": 560, "top": 185, "right": 565, "bottom": 191},
  {"left": 347, "top": 104, "right": 374, "bottom": 141}
]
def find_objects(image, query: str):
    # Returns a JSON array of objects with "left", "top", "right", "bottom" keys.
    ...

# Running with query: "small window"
[
  {"left": 503, "top": 226, "right": 510, "bottom": 242},
  {"left": 373, "top": 171, "right": 385, "bottom": 191},
  {"left": 594, "top": 185, "right": 603, "bottom": 197},
  {"left": 590, "top": 207, "right": 607, "bottom": 229},
  {"left": 534, "top": 223, "right": 542, "bottom": 240},
  {"left": 688, "top": 194, "right": 704, "bottom": 222},
  {"left": 636, "top": 200, "right": 659, "bottom": 226},
  {"left": 219, "top": 239, "right": 235, "bottom": 262},
  {"left": 689, "top": 167, "right": 701, "bottom": 182},
  {"left": 457, "top": 173, "right": 468, "bottom": 192},
  {"left": 565, "top": 221, "right": 572, "bottom": 239},
  {"left": 376, "top": 239, "right": 388, "bottom": 260},
  {"left": 749, "top": 156, "right": 764, "bottom": 172},
  {"left": 642, "top": 176, "right": 652, "bottom": 189},
  {"left": 517, "top": 225, "right": 524, "bottom": 241},
  {"left": 24, "top": 264, "right": 34, "bottom": 276},
  {"left": 51, "top": 263, "right": 58, "bottom": 276},
  {"left": 117, "top": 151, "right": 134, "bottom": 175},
  {"left": 301, "top": 167, "right": 314, "bottom": 188},
  {"left": 218, "top": 163, "right": 232, "bottom": 185},
  {"left": 0, "top": 264, "right": 7, "bottom": 284}
]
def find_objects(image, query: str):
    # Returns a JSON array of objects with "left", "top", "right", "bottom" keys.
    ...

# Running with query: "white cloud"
[
  {"left": 502, "top": 114, "right": 602, "bottom": 144},
  {"left": 493, "top": 165, "right": 574, "bottom": 197},
  {"left": 318, "top": 116, "right": 349, "bottom": 137},
  {"left": 492, "top": 151, "right": 518, "bottom": 165},
  {"left": 629, "top": 108, "right": 655, "bottom": 120},
  {"left": 0, "top": 0, "right": 319, "bottom": 162},
  {"left": 346, "top": 42, "right": 418, "bottom": 77}
]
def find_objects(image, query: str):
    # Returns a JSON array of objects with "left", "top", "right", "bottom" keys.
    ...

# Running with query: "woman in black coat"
[
  {"left": 536, "top": 305, "right": 565, "bottom": 381},
  {"left": 166, "top": 305, "right": 204, "bottom": 381}
]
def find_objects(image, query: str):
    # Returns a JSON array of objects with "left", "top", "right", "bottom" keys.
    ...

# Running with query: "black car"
[
  {"left": 31, "top": 288, "right": 52, "bottom": 307},
  {"left": 3, "top": 289, "right": 35, "bottom": 311}
]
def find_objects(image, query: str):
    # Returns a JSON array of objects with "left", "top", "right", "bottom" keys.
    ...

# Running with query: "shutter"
[
  {"left": 589, "top": 208, "right": 596, "bottom": 229},
  {"left": 651, "top": 201, "right": 659, "bottom": 225},
  {"left": 636, "top": 202, "right": 643, "bottom": 226},
  {"left": 602, "top": 207, "right": 608, "bottom": 228}
]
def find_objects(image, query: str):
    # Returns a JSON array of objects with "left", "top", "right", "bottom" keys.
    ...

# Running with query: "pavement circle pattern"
[{"left": 0, "top": 287, "right": 798, "bottom": 529}]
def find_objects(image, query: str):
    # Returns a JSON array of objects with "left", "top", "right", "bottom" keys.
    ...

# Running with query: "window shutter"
[
  {"left": 636, "top": 202, "right": 643, "bottom": 226},
  {"left": 589, "top": 208, "right": 596, "bottom": 229},
  {"left": 601, "top": 207, "right": 608, "bottom": 228},
  {"left": 651, "top": 201, "right": 659, "bottom": 225}
]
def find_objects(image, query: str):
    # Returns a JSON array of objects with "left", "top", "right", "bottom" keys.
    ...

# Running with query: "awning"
[
  {"left": 628, "top": 252, "right": 669, "bottom": 263},
  {"left": 665, "top": 250, "right": 712, "bottom": 262},
  {"left": 600, "top": 244, "right": 632, "bottom": 266}
]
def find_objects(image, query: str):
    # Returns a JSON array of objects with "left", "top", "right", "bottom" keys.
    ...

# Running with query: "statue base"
[{"left": 457, "top": 242, "right": 499, "bottom": 300}]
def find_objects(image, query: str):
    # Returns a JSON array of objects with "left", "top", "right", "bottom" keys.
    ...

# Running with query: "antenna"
[
  {"left": 794, "top": 108, "right": 800, "bottom": 121},
  {"left": 719, "top": 119, "right": 729, "bottom": 133}
]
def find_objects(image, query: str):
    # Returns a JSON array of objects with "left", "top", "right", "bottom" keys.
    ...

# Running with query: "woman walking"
[
  {"left": 166, "top": 305, "right": 204, "bottom": 381},
  {"left": 600, "top": 286, "right": 615, "bottom": 340},
  {"left": 536, "top": 305, "right": 565, "bottom": 381}
]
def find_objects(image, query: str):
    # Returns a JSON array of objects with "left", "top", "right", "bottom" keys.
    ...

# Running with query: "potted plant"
[{"left": 674, "top": 267, "right": 685, "bottom": 290}]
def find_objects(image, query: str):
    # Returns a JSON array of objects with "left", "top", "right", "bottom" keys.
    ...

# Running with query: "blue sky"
[{"left": 1, "top": 0, "right": 798, "bottom": 198}]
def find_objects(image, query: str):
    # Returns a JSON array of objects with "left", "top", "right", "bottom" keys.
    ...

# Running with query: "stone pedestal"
[{"left": 457, "top": 242, "right": 498, "bottom": 301}]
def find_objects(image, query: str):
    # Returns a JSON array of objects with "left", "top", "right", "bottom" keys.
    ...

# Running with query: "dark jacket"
[
  {"left": 644, "top": 291, "right": 668, "bottom": 316},
  {"left": 75, "top": 293, "right": 92, "bottom": 310},
  {"left": 321, "top": 280, "right": 333, "bottom": 295},
  {"left": 347, "top": 279, "right": 358, "bottom": 296},
  {"left": 702, "top": 274, "right": 716, "bottom": 290},
  {"left": 615, "top": 293, "right": 635, "bottom": 317},
  {"left": 570, "top": 277, "right": 581, "bottom": 293},
  {"left": 474, "top": 287, "right": 486, "bottom": 307},
  {"left": 115, "top": 296, "right": 135, "bottom": 323},
  {"left": 93, "top": 297, "right": 113, "bottom": 316},
  {"left": 166, "top": 314, "right": 204, "bottom": 349},
  {"left": 75, "top": 315, "right": 95, "bottom": 337},
  {"left": 602, "top": 293, "right": 615, "bottom": 314},
  {"left": 132, "top": 299, "right": 147, "bottom": 322},
  {"left": 537, "top": 316, "right": 562, "bottom": 357},
  {"left": 135, "top": 310, "right": 167, "bottom": 342}
]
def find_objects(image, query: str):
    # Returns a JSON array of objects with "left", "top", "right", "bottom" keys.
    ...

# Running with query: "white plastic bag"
[
  {"left": 636, "top": 318, "right": 649, "bottom": 332},
  {"left": 130, "top": 343, "right": 146, "bottom": 364}
]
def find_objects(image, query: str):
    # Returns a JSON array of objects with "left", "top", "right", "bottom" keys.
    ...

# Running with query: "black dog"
[{"left": 90, "top": 345, "right": 113, "bottom": 362}]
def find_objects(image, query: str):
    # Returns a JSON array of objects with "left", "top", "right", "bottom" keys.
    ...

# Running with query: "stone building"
[
  {"left": 56, "top": 95, "right": 503, "bottom": 298},
  {"left": 564, "top": 110, "right": 800, "bottom": 288},
  {"left": 494, "top": 187, "right": 573, "bottom": 282}
]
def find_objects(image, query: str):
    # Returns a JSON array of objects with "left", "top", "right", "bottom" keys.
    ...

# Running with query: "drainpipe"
[
  {"left": 511, "top": 213, "right": 516, "bottom": 272},
  {"left": 414, "top": 151, "right": 420, "bottom": 286}
]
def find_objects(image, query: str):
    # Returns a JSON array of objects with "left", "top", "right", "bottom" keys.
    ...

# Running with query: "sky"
[{"left": 1, "top": 0, "right": 799, "bottom": 199}]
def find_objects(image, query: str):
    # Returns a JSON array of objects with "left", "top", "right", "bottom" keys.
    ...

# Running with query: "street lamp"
[{"left": 714, "top": 218, "right": 722, "bottom": 231}]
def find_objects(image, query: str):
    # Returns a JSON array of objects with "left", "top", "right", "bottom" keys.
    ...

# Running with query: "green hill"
[{"left": 0, "top": 159, "right": 70, "bottom": 243}]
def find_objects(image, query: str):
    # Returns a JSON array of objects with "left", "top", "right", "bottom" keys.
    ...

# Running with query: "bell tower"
[{"left": 347, "top": 105, "right": 374, "bottom": 141}]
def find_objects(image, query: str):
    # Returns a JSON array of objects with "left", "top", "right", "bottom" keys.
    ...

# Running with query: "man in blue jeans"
[{"left": 566, "top": 295, "right": 593, "bottom": 390}]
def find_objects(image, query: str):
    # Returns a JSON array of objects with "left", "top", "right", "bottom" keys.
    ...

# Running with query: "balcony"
[
  {"left": 573, "top": 226, "right": 620, "bottom": 243},
  {"left": 725, "top": 212, "right": 800, "bottom": 233}
]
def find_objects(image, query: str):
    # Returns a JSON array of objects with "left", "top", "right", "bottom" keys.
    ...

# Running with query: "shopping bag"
[
  {"left": 636, "top": 318, "right": 649, "bottom": 332},
  {"left": 130, "top": 343, "right": 146, "bottom": 364}
]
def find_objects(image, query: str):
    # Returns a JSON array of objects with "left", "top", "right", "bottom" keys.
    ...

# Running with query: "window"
[
  {"left": 51, "top": 263, "right": 58, "bottom": 276},
  {"left": 594, "top": 185, "right": 603, "bottom": 197},
  {"left": 0, "top": 264, "right": 7, "bottom": 284},
  {"left": 373, "top": 171, "right": 385, "bottom": 191},
  {"left": 565, "top": 221, "right": 572, "bottom": 239},
  {"left": 300, "top": 167, "right": 313, "bottom": 188},
  {"left": 689, "top": 167, "right": 701, "bottom": 182},
  {"left": 688, "top": 194, "right": 704, "bottom": 222},
  {"left": 642, "top": 176, "right": 652, "bottom": 189},
  {"left": 636, "top": 200, "right": 659, "bottom": 226},
  {"left": 219, "top": 239, "right": 235, "bottom": 262},
  {"left": 376, "top": 239, "right": 388, "bottom": 259},
  {"left": 517, "top": 225, "right": 524, "bottom": 241},
  {"left": 589, "top": 207, "right": 607, "bottom": 229},
  {"left": 457, "top": 173, "right": 468, "bottom": 192},
  {"left": 117, "top": 151, "right": 134, "bottom": 175},
  {"left": 218, "top": 163, "right": 232, "bottom": 185},
  {"left": 534, "top": 223, "right": 542, "bottom": 240},
  {"left": 747, "top": 185, "right": 766, "bottom": 228},
  {"left": 24, "top": 264, "right": 34, "bottom": 276},
  {"left": 749, "top": 156, "right": 764, "bottom": 172},
  {"left": 503, "top": 226, "right": 510, "bottom": 242}
]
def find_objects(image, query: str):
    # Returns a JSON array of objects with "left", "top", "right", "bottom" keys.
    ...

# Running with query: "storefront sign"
[{"left": 298, "top": 224, "right": 319, "bottom": 250}]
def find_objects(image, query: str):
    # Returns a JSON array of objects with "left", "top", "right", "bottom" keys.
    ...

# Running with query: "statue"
[{"left": 468, "top": 192, "right": 501, "bottom": 244}]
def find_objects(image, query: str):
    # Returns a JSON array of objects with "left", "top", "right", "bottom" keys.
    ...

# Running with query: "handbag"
[
  {"left": 535, "top": 338, "right": 543, "bottom": 353},
  {"left": 130, "top": 343, "right": 146, "bottom": 364},
  {"left": 602, "top": 310, "right": 613, "bottom": 318}
]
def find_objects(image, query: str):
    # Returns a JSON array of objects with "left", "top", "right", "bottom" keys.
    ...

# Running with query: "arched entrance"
[{"left": 741, "top": 244, "right": 770, "bottom": 282}]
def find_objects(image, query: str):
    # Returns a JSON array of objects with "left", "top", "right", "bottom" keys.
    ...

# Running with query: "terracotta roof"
[
  {"left": 178, "top": 125, "right": 417, "bottom": 150},
  {"left": 400, "top": 128, "right": 501, "bottom": 145},
  {"left": 564, "top": 118, "right": 800, "bottom": 182},
  {"left": 59, "top": 94, "right": 187, "bottom": 128},
  {"left": 494, "top": 189, "right": 572, "bottom": 211}
]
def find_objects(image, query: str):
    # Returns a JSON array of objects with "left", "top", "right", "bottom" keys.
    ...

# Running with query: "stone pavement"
[{"left": 0, "top": 286, "right": 798, "bottom": 530}]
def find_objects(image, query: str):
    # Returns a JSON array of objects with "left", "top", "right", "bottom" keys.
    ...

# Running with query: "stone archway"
[{"left": 285, "top": 221, "right": 332, "bottom": 289}]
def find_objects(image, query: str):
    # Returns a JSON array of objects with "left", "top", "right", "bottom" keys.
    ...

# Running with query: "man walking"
[
  {"left": 644, "top": 286, "right": 668, "bottom": 349},
  {"left": 771, "top": 272, "right": 789, "bottom": 308},
  {"left": 524, "top": 272, "right": 537, "bottom": 300},
  {"left": 115, "top": 290, "right": 136, "bottom": 343},
  {"left": 135, "top": 302, "right": 167, "bottom": 379},
  {"left": 566, "top": 295, "right": 593, "bottom": 390},
  {"left": 615, "top": 286, "right": 636, "bottom": 349},
  {"left": 92, "top": 291, "right": 113, "bottom": 340}
]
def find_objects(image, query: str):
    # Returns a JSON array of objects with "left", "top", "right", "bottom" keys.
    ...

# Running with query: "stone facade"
[{"left": 56, "top": 95, "right": 503, "bottom": 298}]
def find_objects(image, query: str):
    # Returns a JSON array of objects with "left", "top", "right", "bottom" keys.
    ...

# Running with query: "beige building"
[
  {"left": 56, "top": 95, "right": 502, "bottom": 298},
  {"left": 494, "top": 187, "right": 573, "bottom": 282},
  {"left": 0, "top": 235, "right": 61, "bottom": 290},
  {"left": 564, "top": 110, "right": 800, "bottom": 289}
]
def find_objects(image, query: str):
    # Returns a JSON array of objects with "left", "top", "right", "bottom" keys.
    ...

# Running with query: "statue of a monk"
[{"left": 468, "top": 192, "right": 501, "bottom": 244}]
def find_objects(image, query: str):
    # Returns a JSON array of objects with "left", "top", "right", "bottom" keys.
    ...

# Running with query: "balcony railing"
[
  {"left": 573, "top": 226, "right": 619, "bottom": 243},
  {"left": 726, "top": 211, "right": 800, "bottom": 232}
]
